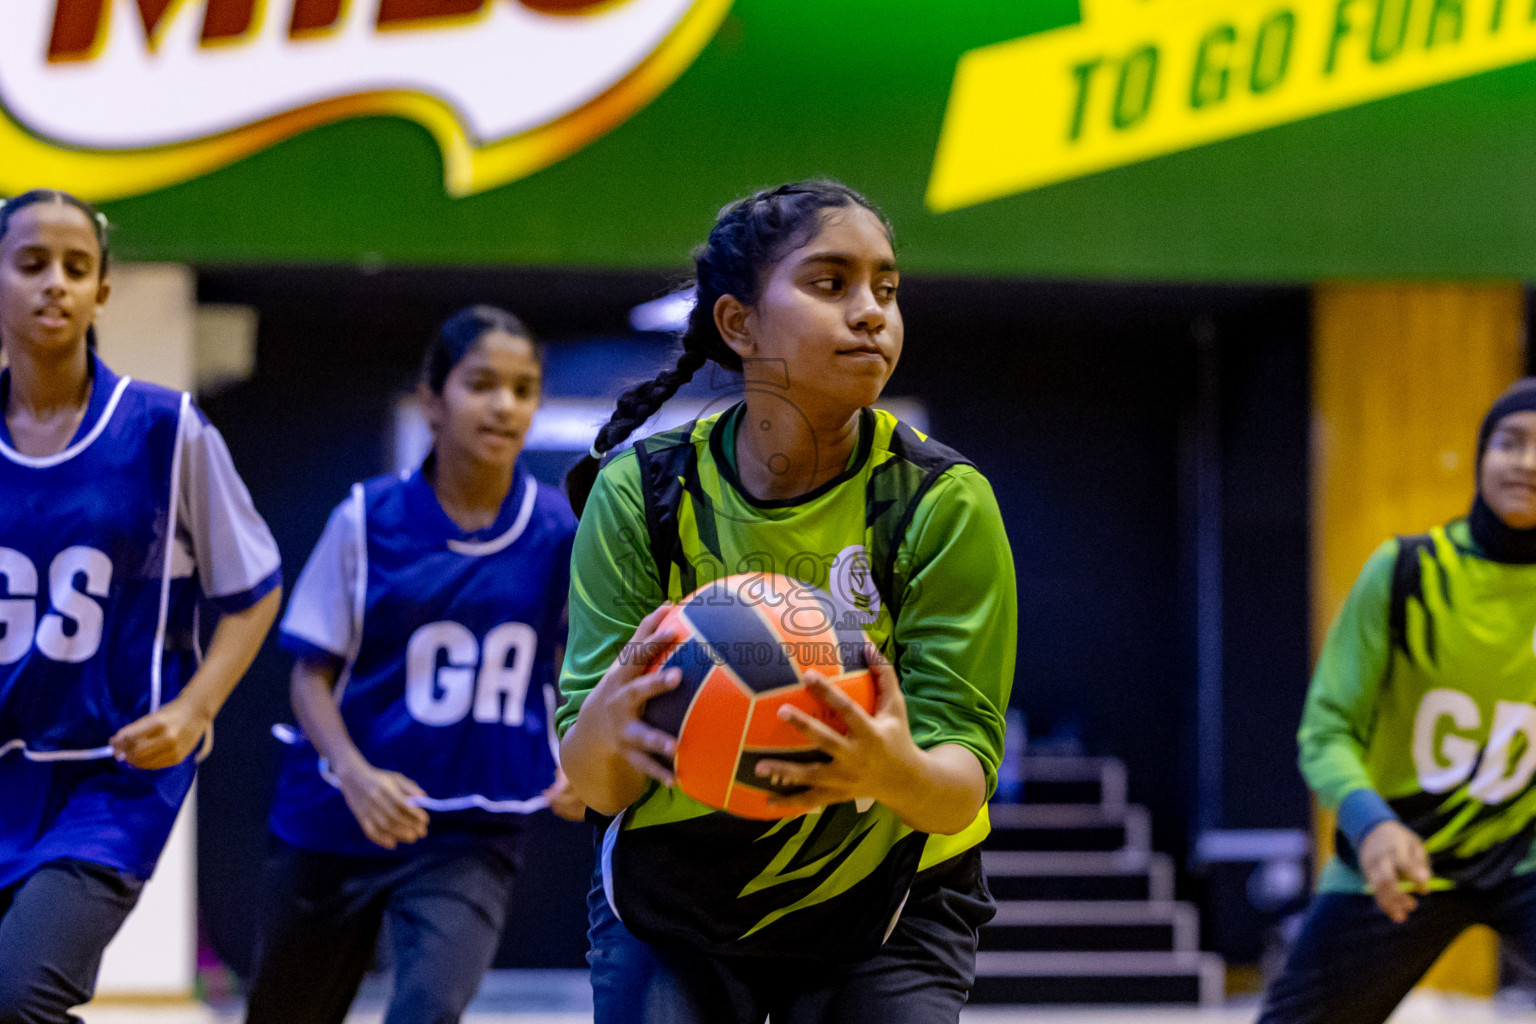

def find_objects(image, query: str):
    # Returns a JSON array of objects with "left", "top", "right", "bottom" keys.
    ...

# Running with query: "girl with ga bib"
[{"left": 246, "top": 306, "right": 582, "bottom": 1024}]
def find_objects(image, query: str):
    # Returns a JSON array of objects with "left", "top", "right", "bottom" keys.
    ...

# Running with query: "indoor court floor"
[
  {"left": 70, "top": 1000, "right": 1535, "bottom": 1024},
  {"left": 74, "top": 972, "right": 1536, "bottom": 1024}
]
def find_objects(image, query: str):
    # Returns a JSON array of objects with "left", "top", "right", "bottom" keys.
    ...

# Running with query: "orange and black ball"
[{"left": 642, "top": 573, "right": 876, "bottom": 819}]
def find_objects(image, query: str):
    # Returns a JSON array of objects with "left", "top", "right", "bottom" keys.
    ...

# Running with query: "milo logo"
[
  {"left": 46, "top": 1, "right": 619, "bottom": 58},
  {"left": 0, "top": 0, "right": 731, "bottom": 200}
]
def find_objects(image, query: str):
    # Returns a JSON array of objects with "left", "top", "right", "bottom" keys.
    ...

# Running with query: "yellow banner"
[{"left": 928, "top": 0, "right": 1536, "bottom": 212}]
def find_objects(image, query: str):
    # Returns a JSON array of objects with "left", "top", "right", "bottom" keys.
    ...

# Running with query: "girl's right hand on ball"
[
  {"left": 585, "top": 604, "right": 682, "bottom": 787},
  {"left": 1359, "top": 819, "right": 1433, "bottom": 923},
  {"left": 335, "top": 758, "right": 430, "bottom": 850}
]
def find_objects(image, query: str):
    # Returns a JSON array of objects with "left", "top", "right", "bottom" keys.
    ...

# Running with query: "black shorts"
[{"left": 588, "top": 846, "right": 995, "bottom": 1024}]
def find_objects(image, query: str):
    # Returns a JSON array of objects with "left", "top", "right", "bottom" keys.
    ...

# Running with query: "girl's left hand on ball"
[
  {"left": 756, "top": 643, "right": 919, "bottom": 810},
  {"left": 110, "top": 697, "right": 210, "bottom": 770}
]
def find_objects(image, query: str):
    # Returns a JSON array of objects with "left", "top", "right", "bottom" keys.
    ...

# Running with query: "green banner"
[{"left": 9, "top": 1, "right": 1533, "bottom": 280}]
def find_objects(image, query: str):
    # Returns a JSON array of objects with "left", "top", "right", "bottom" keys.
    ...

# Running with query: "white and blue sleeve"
[
  {"left": 175, "top": 407, "right": 282, "bottom": 613},
  {"left": 278, "top": 491, "right": 363, "bottom": 664}
]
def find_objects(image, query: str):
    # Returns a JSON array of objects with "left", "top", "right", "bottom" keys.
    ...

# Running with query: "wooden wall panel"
[{"left": 1311, "top": 281, "right": 1525, "bottom": 996}]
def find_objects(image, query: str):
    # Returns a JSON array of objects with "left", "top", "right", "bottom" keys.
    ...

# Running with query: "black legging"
[
  {"left": 0, "top": 859, "right": 145, "bottom": 1024},
  {"left": 1259, "top": 872, "right": 1536, "bottom": 1024},
  {"left": 244, "top": 836, "right": 519, "bottom": 1024}
]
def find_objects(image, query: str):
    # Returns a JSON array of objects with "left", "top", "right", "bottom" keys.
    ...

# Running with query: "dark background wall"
[
  {"left": 193, "top": 268, "right": 1313, "bottom": 974},
  {"left": 892, "top": 280, "right": 1313, "bottom": 845}
]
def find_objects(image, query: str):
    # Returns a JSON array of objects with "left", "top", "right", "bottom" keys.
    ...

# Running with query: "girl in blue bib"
[
  {"left": 0, "top": 190, "right": 283, "bottom": 1022},
  {"left": 246, "top": 305, "right": 582, "bottom": 1024}
]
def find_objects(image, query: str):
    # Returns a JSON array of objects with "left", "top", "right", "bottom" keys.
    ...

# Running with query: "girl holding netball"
[
  {"left": 0, "top": 190, "right": 282, "bottom": 1022},
  {"left": 1259, "top": 379, "right": 1536, "bottom": 1023},
  {"left": 245, "top": 305, "right": 582, "bottom": 1024},
  {"left": 559, "top": 181, "right": 1017, "bottom": 1023}
]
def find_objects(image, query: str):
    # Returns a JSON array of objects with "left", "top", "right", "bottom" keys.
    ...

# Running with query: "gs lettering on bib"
[
  {"left": 270, "top": 463, "right": 576, "bottom": 854},
  {"left": 0, "top": 371, "right": 195, "bottom": 759},
  {"left": 0, "top": 545, "right": 112, "bottom": 666}
]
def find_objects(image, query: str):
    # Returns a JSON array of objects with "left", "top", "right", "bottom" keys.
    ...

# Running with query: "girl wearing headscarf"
[{"left": 1260, "top": 379, "right": 1536, "bottom": 1022}]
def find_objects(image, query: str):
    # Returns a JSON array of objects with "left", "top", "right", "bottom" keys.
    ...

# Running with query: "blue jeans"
[
  {"left": 587, "top": 858, "right": 662, "bottom": 1022},
  {"left": 586, "top": 848, "right": 992, "bottom": 1024},
  {"left": 1259, "top": 871, "right": 1536, "bottom": 1024}
]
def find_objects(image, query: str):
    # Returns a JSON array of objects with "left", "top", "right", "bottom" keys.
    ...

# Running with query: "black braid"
[
  {"left": 593, "top": 347, "right": 709, "bottom": 455},
  {"left": 565, "top": 179, "right": 890, "bottom": 516},
  {"left": 564, "top": 345, "right": 709, "bottom": 516}
]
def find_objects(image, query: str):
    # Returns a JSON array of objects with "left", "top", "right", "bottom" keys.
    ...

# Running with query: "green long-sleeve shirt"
[
  {"left": 1302, "top": 520, "right": 1536, "bottom": 892},
  {"left": 558, "top": 405, "right": 1016, "bottom": 960}
]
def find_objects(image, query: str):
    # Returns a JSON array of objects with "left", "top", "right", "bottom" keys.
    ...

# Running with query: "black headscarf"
[{"left": 1469, "top": 377, "right": 1536, "bottom": 563}]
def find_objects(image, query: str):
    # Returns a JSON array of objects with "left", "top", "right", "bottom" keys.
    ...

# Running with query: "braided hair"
[
  {"left": 0, "top": 189, "right": 112, "bottom": 352},
  {"left": 565, "top": 180, "right": 890, "bottom": 515}
]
